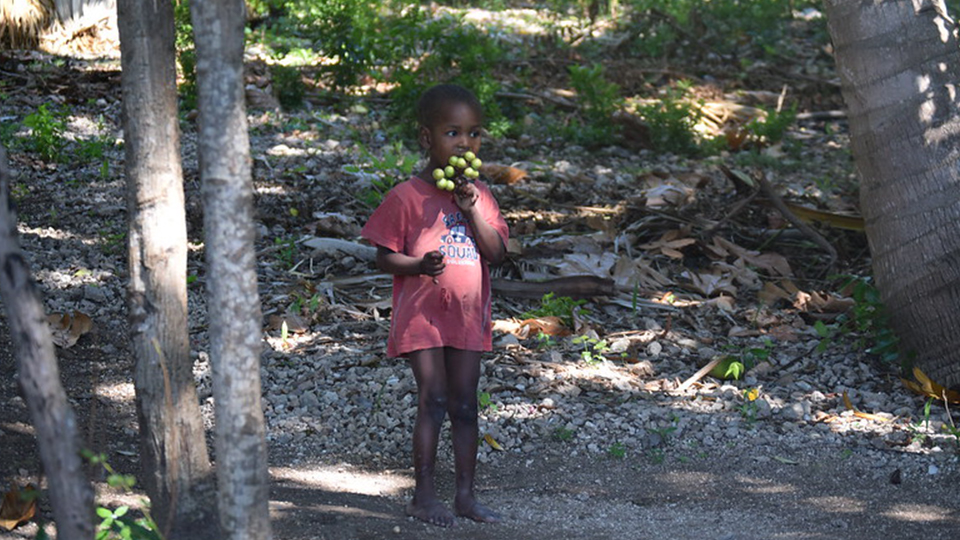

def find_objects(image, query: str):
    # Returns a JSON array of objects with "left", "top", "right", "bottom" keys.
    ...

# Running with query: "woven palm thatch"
[{"left": 0, "top": 0, "right": 54, "bottom": 49}]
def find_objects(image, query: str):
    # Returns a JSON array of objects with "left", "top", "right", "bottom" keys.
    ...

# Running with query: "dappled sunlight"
[
  {"left": 651, "top": 470, "right": 718, "bottom": 491},
  {"left": 18, "top": 224, "right": 93, "bottom": 244},
  {"left": 271, "top": 465, "right": 413, "bottom": 497},
  {"left": 882, "top": 502, "right": 957, "bottom": 523},
  {"left": 95, "top": 381, "right": 135, "bottom": 401},
  {"left": 0, "top": 422, "right": 34, "bottom": 436},
  {"left": 733, "top": 475, "right": 796, "bottom": 495},
  {"left": 802, "top": 495, "right": 866, "bottom": 514},
  {"left": 270, "top": 499, "right": 395, "bottom": 521}
]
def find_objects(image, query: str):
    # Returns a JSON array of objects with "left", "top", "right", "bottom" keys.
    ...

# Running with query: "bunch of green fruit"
[{"left": 432, "top": 151, "right": 482, "bottom": 191}]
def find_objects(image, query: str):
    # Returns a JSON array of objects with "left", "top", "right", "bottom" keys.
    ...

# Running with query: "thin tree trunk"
[
  {"left": 824, "top": 0, "right": 960, "bottom": 386},
  {"left": 191, "top": 1, "right": 272, "bottom": 538},
  {"left": 117, "top": 0, "right": 215, "bottom": 536},
  {"left": 0, "top": 147, "right": 94, "bottom": 540}
]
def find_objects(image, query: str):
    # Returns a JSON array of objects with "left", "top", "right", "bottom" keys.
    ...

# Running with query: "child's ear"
[{"left": 418, "top": 126, "right": 431, "bottom": 150}]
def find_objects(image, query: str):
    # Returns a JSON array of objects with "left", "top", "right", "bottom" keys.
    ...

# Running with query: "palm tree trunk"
[{"left": 824, "top": 0, "right": 960, "bottom": 387}]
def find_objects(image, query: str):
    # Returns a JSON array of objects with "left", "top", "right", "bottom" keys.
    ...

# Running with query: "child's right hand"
[{"left": 419, "top": 250, "right": 445, "bottom": 277}]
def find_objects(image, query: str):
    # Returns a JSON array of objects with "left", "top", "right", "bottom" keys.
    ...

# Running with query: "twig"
[
  {"left": 754, "top": 171, "right": 838, "bottom": 270},
  {"left": 703, "top": 189, "right": 760, "bottom": 237},
  {"left": 676, "top": 356, "right": 726, "bottom": 393}
]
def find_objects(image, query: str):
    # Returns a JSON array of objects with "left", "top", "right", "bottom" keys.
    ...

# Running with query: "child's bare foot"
[
  {"left": 406, "top": 499, "right": 456, "bottom": 528},
  {"left": 455, "top": 496, "right": 502, "bottom": 523}
]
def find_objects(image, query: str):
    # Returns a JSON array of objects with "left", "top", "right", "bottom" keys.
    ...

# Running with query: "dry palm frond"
[
  {"left": 38, "top": 1, "right": 118, "bottom": 58},
  {"left": 0, "top": 0, "right": 54, "bottom": 49}
]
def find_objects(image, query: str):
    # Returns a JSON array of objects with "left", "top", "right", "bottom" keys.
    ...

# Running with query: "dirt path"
[{"left": 263, "top": 451, "right": 960, "bottom": 540}]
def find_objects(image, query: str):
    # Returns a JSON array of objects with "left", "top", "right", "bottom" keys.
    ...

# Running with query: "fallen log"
[{"left": 492, "top": 275, "right": 616, "bottom": 299}]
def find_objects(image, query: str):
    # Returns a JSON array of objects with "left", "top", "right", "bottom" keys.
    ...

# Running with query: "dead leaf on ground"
[
  {"left": 683, "top": 270, "right": 738, "bottom": 298},
  {"left": 784, "top": 203, "right": 864, "bottom": 231},
  {"left": 842, "top": 390, "right": 893, "bottom": 422},
  {"left": 793, "top": 290, "right": 855, "bottom": 314},
  {"left": 639, "top": 230, "right": 696, "bottom": 259},
  {"left": 493, "top": 317, "right": 570, "bottom": 340},
  {"left": 712, "top": 237, "right": 792, "bottom": 277},
  {"left": 483, "top": 433, "right": 504, "bottom": 451},
  {"left": 266, "top": 313, "right": 308, "bottom": 334},
  {"left": 481, "top": 164, "right": 527, "bottom": 185},
  {"left": 758, "top": 280, "right": 795, "bottom": 306},
  {"left": 0, "top": 484, "right": 36, "bottom": 531},
  {"left": 902, "top": 367, "right": 960, "bottom": 404},
  {"left": 47, "top": 311, "right": 92, "bottom": 348}
]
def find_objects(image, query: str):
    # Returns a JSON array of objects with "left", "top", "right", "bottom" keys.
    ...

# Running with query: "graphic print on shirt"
[{"left": 439, "top": 210, "right": 479, "bottom": 266}]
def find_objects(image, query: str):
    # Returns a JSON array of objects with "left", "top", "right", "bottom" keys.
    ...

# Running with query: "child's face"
[{"left": 420, "top": 102, "right": 482, "bottom": 168}]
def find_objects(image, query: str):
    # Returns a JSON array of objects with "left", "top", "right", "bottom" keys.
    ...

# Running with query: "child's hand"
[
  {"left": 419, "top": 250, "right": 445, "bottom": 277},
  {"left": 454, "top": 181, "right": 479, "bottom": 211}
]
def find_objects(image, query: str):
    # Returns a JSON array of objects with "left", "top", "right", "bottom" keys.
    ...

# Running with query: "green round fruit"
[
  {"left": 444, "top": 166, "right": 455, "bottom": 178},
  {"left": 432, "top": 168, "right": 445, "bottom": 181},
  {"left": 471, "top": 158, "right": 482, "bottom": 169},
  {"left": 449, "top": 155, "right": 459, "bottom": 166},
  {"left": 463, "top": 151, "right": 476, "bottom": 161},
  {"left": 444, "top": 179, "right": 456, "bottom": 191}
]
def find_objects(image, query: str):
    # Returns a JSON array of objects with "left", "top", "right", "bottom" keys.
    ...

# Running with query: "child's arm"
[
  {"left": 456, "top": 185, "right": 506, "bottom": 265},
  {"left": 376, "top": 245, "right": 445, "bottom": 277}
]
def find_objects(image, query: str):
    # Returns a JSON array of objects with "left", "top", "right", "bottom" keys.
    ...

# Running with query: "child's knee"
[
  {"left": 447, "top": 399, "right": 478, "bottom": 424},
  {"left": 420, "top": 393, "right": 448, "bottom": 421}
]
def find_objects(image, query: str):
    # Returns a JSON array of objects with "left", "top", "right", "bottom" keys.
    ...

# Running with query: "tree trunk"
[
  {"left": 0, "top": 147, "right": 94, "bottom": 540},
  {"left": 191, "top": 1, "right": 273, "bottom": 539},
  {"left": 824, "top": 0, "right": 960, "bottom": 387},
  {"left": 117, "top": 1, "right": 215, "bottom": 537}
]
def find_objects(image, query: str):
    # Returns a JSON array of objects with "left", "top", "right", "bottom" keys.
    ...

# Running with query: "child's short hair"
[{"left": 417, "top": 84, "right": 483, "bottom": 128}]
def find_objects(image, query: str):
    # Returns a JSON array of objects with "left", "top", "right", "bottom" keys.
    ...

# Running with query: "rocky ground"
[{"left": 2, "top": 28, "right": 960, "bottom": 539}]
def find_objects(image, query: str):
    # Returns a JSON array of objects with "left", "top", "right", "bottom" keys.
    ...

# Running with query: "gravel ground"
[{"left": 1, "top": 49, "right": 960, "bottom": 539}]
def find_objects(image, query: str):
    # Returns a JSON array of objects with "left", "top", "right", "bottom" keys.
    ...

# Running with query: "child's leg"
[
  {"left": 407, "top": 347, "right": 456, "bottom": 527},
  {"left": 445, "top": 348, "right": 501, "bottom": 523}
]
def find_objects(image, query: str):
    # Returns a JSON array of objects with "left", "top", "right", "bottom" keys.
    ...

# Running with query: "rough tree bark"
[
  {"left": 117, "top": 0, "right": 215, "bottom": 536},
  {"left": 824, "top": 0, "right": 960, "bottom": 387},
  {"left": 0, "top": 147, "right": 94, "bottom": 539},
  {"left": 191, "top": 0, "right": 273, "bottom": 538}
]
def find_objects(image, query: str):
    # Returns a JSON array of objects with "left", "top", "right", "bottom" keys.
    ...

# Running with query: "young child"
[{"left": 361, "top": 84, "right": 509, "bottom": 527}]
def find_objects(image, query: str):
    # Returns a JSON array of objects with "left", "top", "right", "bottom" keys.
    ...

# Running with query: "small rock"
[{"left": 646, "top": 341, "right": 663, "bottom": 357}]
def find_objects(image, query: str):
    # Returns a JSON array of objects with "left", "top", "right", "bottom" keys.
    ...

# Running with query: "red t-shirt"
[{"left": 361, "top": 177, "right": 509, "bottom": 357}]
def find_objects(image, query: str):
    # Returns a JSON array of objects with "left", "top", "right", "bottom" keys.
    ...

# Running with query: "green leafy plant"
[
  {"left": 76, "top": 115, "right": 113, "bottom": 180},
  {"left": 273, "top": 236, "right": 298, "bottom": 269},
  {"left": 346, "top": 141, "right": 419, "bottom": 208},
  {"left": 607, "top": 441, "right": 627, "bottom": 459},
  {"left": 82, "top": 450, "right": 163, "bottom": 540},
  {"left": 739, "top": 387, "right": 761, "bottom": 426},
  {"left": 572, "top": 334, "right": 609, "bottom": 365},
  {"left": 551, "top": 426, "right": 576, "bottom": 442},
  {"left": 744, "top": 104, "right": 797, "bottom": 146},
  {"left": 174, "top": 0, "right": 197, "bottom": 112},
  {"left": 909, "top": 398, "right": 934, "bottom": 445},
  {"left": 535, "top": 331, "right": 557, "bottom": 350},
  {"left": 520, "top": 292, "right": 587, "bottom": 328},
  {"left": 817, "top": 276, "right": 910, "bottom": 369},
  {"left": 271, "top": 64, "right": 305, "bottom": 110},
  {"left": 636, "top": 84, "right": 714, "bottom": 157},
  {"left": 478, "top": 391, "right": 498, "bottom": 413},
  {"left": 566, "top": 63, "right": 622, "bottom": 145},
  {"left": 713, "top": 338, "right": 774, "bottom": 380},
  {"left": 23, "top": 103, "right": 68, "bottom": 161}
]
